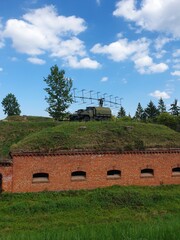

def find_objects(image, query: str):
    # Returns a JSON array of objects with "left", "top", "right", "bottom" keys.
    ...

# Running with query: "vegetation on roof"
[
  {"left": 0, "top": 117, "right": 59, "bottom": 158},
  {"left": 10, "top": 120, "right": 180, "bottom": 154}
]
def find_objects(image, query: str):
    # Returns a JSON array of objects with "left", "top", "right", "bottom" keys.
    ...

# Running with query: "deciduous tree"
[
  {"left": 44, "top": 65, "right": 73, "bottom": 120},
  {"left": 1, "top": 93, "right": 21, "bottom": 116}
]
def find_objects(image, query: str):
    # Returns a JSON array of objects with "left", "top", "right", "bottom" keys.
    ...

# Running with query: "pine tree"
[
  {"left": 44, "top": 65, "right": 73, "bottom": 121},
  {"left": 169, "top": 99, "right": 180, "bottom": 116},
  {"left": 144, "top": 100, "right": 159, "bottom": 119},
  {"left": 158, "top": 98, "right": 166, "bottom": 113},
  {"left": 1, "top": 93, "right": 21, "bottom": 116},
  {"left": 134, "top": 102, "right": 144, "bottom": 120},
  {"left": 117, "top": 106, "right": 126, "bottom": 118}
]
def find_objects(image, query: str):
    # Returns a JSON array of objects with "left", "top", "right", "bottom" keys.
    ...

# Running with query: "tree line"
[
  {"left": 117, "top": 98, "right": 180, "bottom": 132},
  {"left": 1, "top": 65, "right": 180, "bottom": 131}
]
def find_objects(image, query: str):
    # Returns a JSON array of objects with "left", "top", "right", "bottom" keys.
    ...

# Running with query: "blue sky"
[{"left": 0, "top": 0, "right": 180, "bottom": 119}]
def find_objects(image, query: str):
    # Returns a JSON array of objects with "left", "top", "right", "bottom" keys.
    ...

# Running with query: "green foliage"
[
  {"left": 169, "top": 99, "right": 180, "bottom": 116},
  {"left": 0, "top": 185, "right": 179, "bottom": 239},
  {"left": 44, "top": 65, "right": 73, "bottom": 121},
  {"left": 144, "top": 100, "right": 159, "bottom": 119},
  {"left": 1, "top": 93, "right": 21, "bottom": 116},
  {"left": 117, "top": 106, "right": 126, "bottom": 118},
  {"left": 134, "top": 102, "right": 144, "bottom": 120},
  {"left": 156, "top": 113, "right": 178, "bottom": 130},
  {"left": 158, "top": 98, "right": 166, "bottom": 113}
]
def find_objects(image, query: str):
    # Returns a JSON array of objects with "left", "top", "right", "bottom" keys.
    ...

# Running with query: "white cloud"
[
  {"left": 134, "top": 55, "right": 168, "bottom": 74},
  {"left": 27, "top": 57, "right": 46, "bottom": 65},
  {"left": 101, "top": 76, "right": 108, "bottom": 82},
  {"left": 2, "top": 5, "right": 97, "bottom": 69},
  {"left": 0, "top": 67, "right": 3, "bottom": 72},
  {"left": 171, "top": 71, "right": 180, "bottom": 76},
  {"left": 113, "top": 0, "right": 180, "bottom": 38},
  {"left": 149, "top": 90, "right": 170, "bottom": 99},
  {"left": 51, "top": 37, "right": 86, "bottom": 58},
  {"left": 91, "top": 37, "right": 149, "bottom": 62},
  {"left": 154, "top": 37, "right": 172, "bottom": 50},
  {"left": 91, "top": 37, "right": 168, "bottom": 74},
  {"left": 3, "top": 6, "right": 86, "bottom": 56},
  {"left": 66, "top": 56, "right": 101, "bottom": 69}
]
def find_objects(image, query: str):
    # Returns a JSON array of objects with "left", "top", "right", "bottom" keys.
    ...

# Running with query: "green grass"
[
  {"left": 11, "top": 120, "right": 180, "bottom": 153},
  {"left": 0, "top": 119, "right": 59, "bottom": 158},
  {"left": 0, "top": 185, "right": 179, "bottom": 239}
]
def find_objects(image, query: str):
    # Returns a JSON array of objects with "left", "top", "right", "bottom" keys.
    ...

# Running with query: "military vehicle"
[{"left": 69, "top": 106, "right": 112, "bottom": 121}]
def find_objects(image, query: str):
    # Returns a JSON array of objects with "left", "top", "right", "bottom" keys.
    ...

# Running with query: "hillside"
[
  {"left": 0, "top": 116, "right": 59, "bottom": 158},
  {"left": 10, "top": 120, "right": 180, "bottom": 154}
]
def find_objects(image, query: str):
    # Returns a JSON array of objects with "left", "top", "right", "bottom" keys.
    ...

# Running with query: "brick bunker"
[{"left": 0, "top": 149, "right": 180, "bottom": 193}]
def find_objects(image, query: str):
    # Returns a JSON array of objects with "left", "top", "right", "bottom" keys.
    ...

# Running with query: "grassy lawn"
[{"left": 0, "top": 185, "right": 179, "bottom": 239}]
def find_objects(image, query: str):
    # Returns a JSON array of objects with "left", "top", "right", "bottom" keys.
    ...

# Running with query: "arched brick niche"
[
  {"left": 140, "top": 168, "right": 154, "bottom": 178},
  {"left": 71, "top": 171, "right": 86, "bottom": 181},
  {"left": 107, "top": 169, "right": 121, "bottom": 179},
  {"left": 172, "top": 167, "right": 180, "bottom": 177},
  {"left": 32, "top": 172, "right": 49, "bottom": 183}
]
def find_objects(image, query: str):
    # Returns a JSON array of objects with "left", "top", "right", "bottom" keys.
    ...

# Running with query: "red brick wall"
[
  {"left": 11, "top": 151, "right": 180, "bottom": 193},
  {"left": 0, "top": 164, "right": 13, "bottom": 192}
]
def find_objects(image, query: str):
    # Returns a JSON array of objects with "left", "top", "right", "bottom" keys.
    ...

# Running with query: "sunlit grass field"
[{"left": 0, "top": 185, "right": 179, "bottom": 239}]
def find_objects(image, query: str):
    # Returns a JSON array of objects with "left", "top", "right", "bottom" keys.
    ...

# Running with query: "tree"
[
  {"left": 44, "top": 65, "right": 73, "bottom": 121},
  {"left": 158, "top": 98, "right": 166, "bottom": 113},
  {"left": 169, "top": 99, "right": 180, "bottom": 116},
  {"left": 134, "top": 102, "right": 144, "bottom": 120},
  {"left": 144, "top": 100, "right": 159, "bottom": 119},
  {"left": 1, "top": 93, "right": 21, "bottom": 116},
  {"left": 117, "top": 106, "right": 126, "bottom": 118}
]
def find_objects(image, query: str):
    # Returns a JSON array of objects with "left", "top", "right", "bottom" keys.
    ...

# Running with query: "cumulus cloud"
[
  {"left": 149, "top": 90, "right": 170, "bottom": 99},
  {"left": 27, "top": 57, "right": 46, "bottom": 65},
  {"left": 171, "top": 71, "right": 180, "bottom": 76},
  {"left": 91, "top": 37, "right": 168, "bottom": 74},
  {"left": 91, "top": 37, "right": 149, "bottom": 61},
  {"left": 134, "top": 54, "right": 168, "bottom": 74},
  {"left": 2, "top": 5, "right": 100, "bottom": 69},
  {"left": 113, "top": 0, "right": 180, "bottom": 38},
  {"left": 3, "top": 5, "right": 86, "bottom": 55},
  {"left": 66, "top": 56, "right": 101, "bottom": 69}
]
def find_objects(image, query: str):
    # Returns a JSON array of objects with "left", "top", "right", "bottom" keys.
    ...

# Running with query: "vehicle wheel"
[{"left": 84, "top": 116, "right": 90, "bottom": 121}]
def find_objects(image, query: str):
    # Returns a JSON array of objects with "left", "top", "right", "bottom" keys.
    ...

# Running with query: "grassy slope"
[
  {"left": 11, "top": 120, "right": 180, "bottom": 153},
  {"left": 0, "top": 117, "right": 59, "bottom": 158},
  {"left": 0, "top": 185, "right": 179, "bottom": 239}
]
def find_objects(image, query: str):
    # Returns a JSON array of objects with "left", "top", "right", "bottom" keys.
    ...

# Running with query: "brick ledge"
[{"left": 10, "top": 148, "right": 180, "bottom": 157}]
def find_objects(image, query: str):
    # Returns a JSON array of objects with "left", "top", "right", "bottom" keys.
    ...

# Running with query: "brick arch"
[
  {"left": 71, "top": 170, "right": 86, "bottom": 181},
  {"left": 107, "top": 169, "right": 121, "bottom": 179},
  {"left": 32, "top": 172, "right": 49, "bottom": 183},
  {"left": 140, "top": 168, "right": 154, "bottom": 177},
  {"left": 172, "top": 166, "right": 180, "bottom": 176}
]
